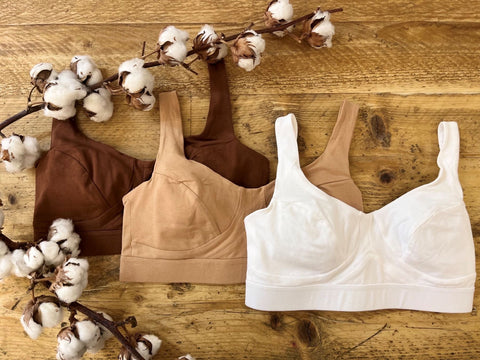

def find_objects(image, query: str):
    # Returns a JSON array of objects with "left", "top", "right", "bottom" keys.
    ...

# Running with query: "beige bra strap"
[
  {"left": 310, "top": 100, "right": 359, "bottom": 176},
  {"left": 156, "top": 91, "right": 185, "bottom": 162}
]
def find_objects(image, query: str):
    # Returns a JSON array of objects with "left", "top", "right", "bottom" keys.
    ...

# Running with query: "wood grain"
[{"left": 0, "top": 0, "right": 479, "bottom": 359}]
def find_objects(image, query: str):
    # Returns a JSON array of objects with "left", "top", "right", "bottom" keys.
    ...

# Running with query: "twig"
[
  {"left": 0, "top": 232, "right": 32, "bottom": 251},
  {"left": 0, "top": 6, "right": 343, "bottom": 130},
  {"left": 67, "top": 302, "right": 145, "bottom": 360},
  {"left": 0, "top": 104, "right": 44, "bottom": 134}
]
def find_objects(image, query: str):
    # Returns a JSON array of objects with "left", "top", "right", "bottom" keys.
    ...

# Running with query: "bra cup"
[
  {"left": 128, "top": 174, "right": 223, "bottom": 251},
  {"left": 265, "top": 200, "right": 347, "bottom": 276},
  {"left": 184, "top": 139, "right": 270, "bottom": 188},
  {"left": 36, "top": 150, "right": 110, "bottom": 221},
  {"left": 402, "top": 204, "right": 475, "bottom": 280}
]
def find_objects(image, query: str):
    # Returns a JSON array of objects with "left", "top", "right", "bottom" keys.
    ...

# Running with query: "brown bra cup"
[
  {"left": 33, "top": 118, "right": 154, "bottom": 256},
  {"left": 33, "top": 60, "right": 271, "bottom": 256}
]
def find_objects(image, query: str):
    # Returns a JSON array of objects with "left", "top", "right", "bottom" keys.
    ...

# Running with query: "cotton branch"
[
  {"left": 0, "top": 5, "right": 343, "bottom": 134},
  {"left": 67, "top": 302, "right": 145, "bottom": 360}
]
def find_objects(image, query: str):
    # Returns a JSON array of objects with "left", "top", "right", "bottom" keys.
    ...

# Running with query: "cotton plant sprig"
[
  {"left": 0, "top": 2, "right": 342, "bottom": 173},
  {"left": 0, "top": 206, "right": 162, "bottom": 360}
]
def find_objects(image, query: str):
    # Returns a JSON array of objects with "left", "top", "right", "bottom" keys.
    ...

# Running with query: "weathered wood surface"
[{"left": 0, "top": 0, "right": 479, "bottom": 359}]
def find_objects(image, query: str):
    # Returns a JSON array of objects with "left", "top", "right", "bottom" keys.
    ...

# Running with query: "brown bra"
[
  {"left": 120, "top": 92, "right": 363, "bottom": 284},
  {"left": 33, "top": 60, "right": 271, "bottom": 256}
]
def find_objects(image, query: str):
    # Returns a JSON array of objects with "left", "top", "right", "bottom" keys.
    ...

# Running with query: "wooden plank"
[
  {"left": 1, "top": 93, "right": 479, "bottom": 237},
  {"left": 0, "top": 21, "right": 480, "bottom": 96},
  {"left": 0, "top": 0, "right": 479, "bottom": 359},
  {"left": 1, "top": 0, "right": 480, "bottom": 25}
]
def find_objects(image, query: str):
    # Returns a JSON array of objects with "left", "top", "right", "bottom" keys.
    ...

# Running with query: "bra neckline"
[
  {"left": 156, "top": 92, "right": 358, "bottom": 194},
  {"left": 51, "top": 118, "right": 155, "bottom": 167},
  {"left": 276, "top": 117, "right": 461, "bottom": 216}
]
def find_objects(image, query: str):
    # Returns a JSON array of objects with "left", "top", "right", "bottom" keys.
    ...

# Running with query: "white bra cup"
[{"left": 245, "top": 115, "right": 476, "bottom": 313}]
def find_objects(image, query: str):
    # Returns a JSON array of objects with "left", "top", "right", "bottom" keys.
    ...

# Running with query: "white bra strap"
[
  {"left": 274, "top": 113, "right": 301, "bottom": 182},
  {"left": 436, "top": 121, "right": 461, "bottom": 184}
]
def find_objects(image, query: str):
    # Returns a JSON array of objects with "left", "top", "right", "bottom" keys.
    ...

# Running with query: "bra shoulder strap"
[
  {"left": 319, "top": 100, "right": 359, "bottom": 175},
  {"left": 436, "top": 121, "right": 463, "bottom": 195},
  {"left": 200, "top": 60, "right": 234, "bottom": 139},
  {"left": 157, "top": 91, "right": 185, "bottom": 162}
]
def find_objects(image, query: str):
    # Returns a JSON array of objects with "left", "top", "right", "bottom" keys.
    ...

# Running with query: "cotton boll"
[
  {"left": 43, "top": 72, "right": 88, "bottom": 120},
  {"left": 179, "top": 355, "right": 196, "bottom": 360},
  {"left": 126, "top": 90, "right": 156, "bottom": 112},
  {"left": 118, "top": 58, "right": 154, "bottom": 94},
  {"left": 268, "top": 0, "right": 293, "bottom": 22},
  {"left": 1, "top": 135, "right": 42, "bottom": 172},
  {"left": 135, "top": 334, "right": 162, "bottom": 360},
  {"left": 62, "top": 258, "right": 89, "bottom": 284},
  {"left": 30, "top": 62, "right": 55, "bottom": 80},
  {"left": 237, "top": 58, "right": 258, "bottom": 72},
  {"left": 193, "top": 24, "right": 228, "bottom": 63},
  {"left": 0, "top": 253, "right": 12, "bottom": 279},
  {"left": 157, "top": 26, "right": 190, "bottom": 65},
  {"left": 1, "top": 135, "right": 26, "bottom": 173},
  {"left": 83, "top": 88, "right": 114, "bottom": 123},
  {"left": 23, "top": 247, "right": 44, "bottom": 271},
  {"left": 38, "top": 241, "right": 65, "bottom": 266},
  {"left": 43, "top": 103, "right": 77, "bottom": 121},
  {"left": 56, "top": 328, "right": 87, "bottom": 360},
  {"left": 20, "top": 314, "right": 43, "bottom": 340},
  {"left": 302, "top": 10, "right": 335, "bottom": 48},
  {"left": 58, "top": 232, "right": 81, "bottom": 257},
  {"left": 37, "top": 301, "right": 63, "bottom": 328},
  {"left": 11, "top": 249, "right": 33, "bottom": 277},
  {"left": 54, "top": 284, "right": 85, "bottom": 304},
  {"left": 0, "top": 240, "right": 8, "bottom": 256},
  {"left": 51, "top": 258, "right": 88, "bottom": 303},
  {"left": 141, "top": 334, "right": 162, "bottom": 357},
  {"left": 121, "top": 69, "right": 155, "bottom": 94},
  {"left": 265, "top": 0, "right": 294, "bottom": 37},
  {"left": 231, "top": 31, "right": 265, "bottom": 72},
  {"left": 118, "top": 58, "right": 145, "bottom": 74},
  {"left": 245, "top": 32, "right": 266, "bottom": 54},
  {"left": 30, "top": 63, "right": 58, "bottom": 93},
  {"left": 56, "top": 70, "right": 80, "bottom": 82},
  {"left": 70, "top": 55, "right": 103, "bottom": 86},
  {"left": 138, "top": 92, "right": 156, "bottom": 111},
  {"left": 75, "top": 320, "right": 101, "bottom": 350},
  {"left": 48, "top": 218, "right": 74, "bottom": 242},
  {"left": 22, "top": 136, "right": 42, "bottom": 169}
]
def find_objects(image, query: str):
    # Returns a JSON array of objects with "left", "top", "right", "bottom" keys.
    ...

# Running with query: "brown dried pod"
[
  {"left": 157, "top": 26, "right": 189, "bottom": 66},
  {"left": 30, "top": 63, "right": 57, "bottom": 93},
  {"left": 230, "top": 30, "right": 266, "bottom": 71},
  {"left": 264, "top": 0, "right": 294, "bottom": 37},
  {"left": 118, "top": 333, "right": 162, "bottom": 360},
  {"left": 192, "top": 25, "right": 228, "bottom": 64},
  {"left": 301, "top": 9, "right": 335, "bottom": 48}
]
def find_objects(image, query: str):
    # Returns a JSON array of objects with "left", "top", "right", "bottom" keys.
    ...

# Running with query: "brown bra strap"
[
  {"left": 199, "top": 60, "right": 234, "bottom": 139},
  {"left": 156, "top": 91, "right": 185, "bottom": 162}
]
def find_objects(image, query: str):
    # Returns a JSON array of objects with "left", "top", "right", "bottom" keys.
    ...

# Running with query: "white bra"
[{"left": 244, "top": 114, "right": 476, "bottom": 313}]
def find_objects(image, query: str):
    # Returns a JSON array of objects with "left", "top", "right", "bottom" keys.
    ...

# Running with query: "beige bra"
[{"left": 120, "top": 91, "right": 363, "bottom": 284}]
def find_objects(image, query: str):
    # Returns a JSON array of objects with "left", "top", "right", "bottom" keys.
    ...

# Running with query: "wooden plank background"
[{"left": 0, "top": 0, "right": 479, "bottom": 359}]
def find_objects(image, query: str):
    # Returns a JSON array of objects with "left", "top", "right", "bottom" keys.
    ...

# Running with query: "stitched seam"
[{"left": 51, "top": 148, "right": 111, "bottom": 208}]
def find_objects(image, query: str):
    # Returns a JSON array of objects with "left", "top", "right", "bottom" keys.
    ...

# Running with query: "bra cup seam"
[
  {"left": 403, "top": 202, "right": 467, "bottom": 260},
  {"left": 50, "top": 148, "right": 111, "bottom": 208}
]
